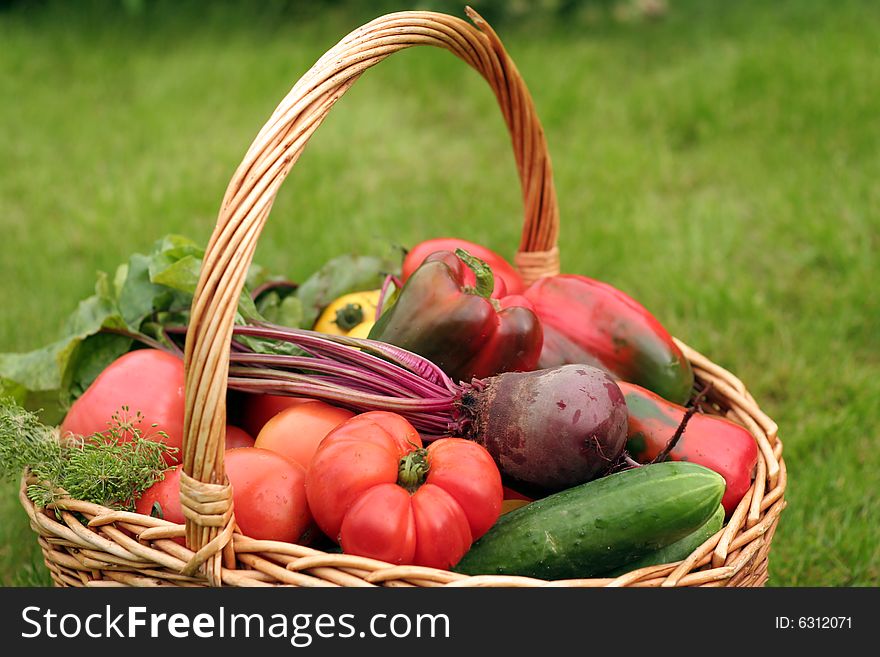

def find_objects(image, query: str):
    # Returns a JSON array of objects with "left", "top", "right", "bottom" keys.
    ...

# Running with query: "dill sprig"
[
  {"left": 0, "top": 399, "right": 64, "bottom": 490},
  {"left": 1, "top": 398, "right": 177, "bottom": 511}
]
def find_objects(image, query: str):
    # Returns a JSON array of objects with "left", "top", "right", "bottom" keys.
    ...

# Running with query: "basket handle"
[{"left": 180, "top": 7, "right": 560, "bottom": 583}]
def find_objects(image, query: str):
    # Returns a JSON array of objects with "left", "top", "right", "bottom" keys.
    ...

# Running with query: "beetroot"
[{"left": 460, "top": 365, "right": 628, "bottom": 493}]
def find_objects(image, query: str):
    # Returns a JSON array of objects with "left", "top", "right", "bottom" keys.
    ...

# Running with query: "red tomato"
[
  {"left": 306, "top": 411, "right": 503, "bottom": 570},
  {"left": 225, "top": 425, "right": 255, "bottom": 449},
  {"left": 225, "top": 447, "right": 312, "bottom": 544},
  {"left": 254, "top": 400, "right": 354, "bottom": 469},
  {"left": 235, "top": 393, "right": 313, "bottom": 438},
  {"left": 402, "top": 237, "right": 524, "bottom": 297},
  {"left": 60, "top": 349, "right": 185, "bottom": 465},
  {"left": 135, "top": 466, "right": 185, "bottom": 545}
]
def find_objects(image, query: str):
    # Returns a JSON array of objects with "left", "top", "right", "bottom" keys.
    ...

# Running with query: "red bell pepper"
[
  {"left": 369, "top": 249, "right": 542, "bottom": 383},
  {"left": 402, "top": 237, "right": 525, "bottom": 297},
  {"left": 523, "top": 274, "right": 695, "bottom": 404},
  {"left": 619, "top": 381, "right": 758, "bottom": 516}
]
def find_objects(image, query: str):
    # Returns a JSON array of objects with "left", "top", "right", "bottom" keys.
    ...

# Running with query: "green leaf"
[
  {"left": 0, "top": 261, "right": 137, "bottom": 419},
  {"left": 0, "top": 276, "right": 126, "bottom": 396},
  {"left": 146, "top": 234, "right": 269, "bottom": 324},
  {"left": 236, "top": 292, "right": 264, "bottom": 324},
  {"left": 118, "top": 253, "right": 164, "bottom": 329},
  {"left": 65, "top": 332, "right": 134, "bottom": 400},
  {"left": 151, "top": 233, "right": 203, "bottom": 256},
  {"left": 112, "top": 262, "right": 129, "bottom": 299},
  {"left": 0, "top": 379, "right": 27, "bottom": 406},
  {"left": 150, "top": 254, "right": 203, "bottom": 295},
  {"left": 62, "top": 272, "right": 125, "bottom": 335},
  {"left": 147, "top": 234, "right": 205, "bottom": 296},
  {"left": 256, "top": 290, "right": 304, "bottom": 328},
  {"left": 233, "top": 332, "right": 305, "bottom": 357},
  {"left": 0, "top": 264, "right": 145, "bottom": 421},
  {"left": 0, "top": 340, "right": 69, "bottom": 397},
  {"left": 246, "top": 262, "right": 289, "bottom": 292},
  {"left": 117, "top": 235, "right": 208, "bottom": 329}
]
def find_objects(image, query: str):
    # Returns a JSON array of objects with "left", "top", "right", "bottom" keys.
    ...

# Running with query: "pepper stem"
[
  {"left": 397, "top": 447, "right": 430, "bottom": 493},
  {"left": 455, "top": 248, "right": 495, "bottom": 299},
  {"left": 334, "top": 303, "right": 365, "bottom": 331}
]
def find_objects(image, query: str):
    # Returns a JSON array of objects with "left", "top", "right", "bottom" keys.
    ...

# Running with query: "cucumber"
[
  {"left": 454, "top": 461, "right": 725, "bottom": 580},
  {"left": 604, "top": 503, "right": 725, "bottom": 576}
]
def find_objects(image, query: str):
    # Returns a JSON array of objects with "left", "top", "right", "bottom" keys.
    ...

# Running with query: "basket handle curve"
[{"left": 180, "top": 8, "right": 559, "bottom": 583}]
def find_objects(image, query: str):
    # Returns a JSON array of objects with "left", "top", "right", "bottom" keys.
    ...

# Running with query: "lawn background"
[{"left": 1, "top": 0, "right": 878, "bottom": 586}]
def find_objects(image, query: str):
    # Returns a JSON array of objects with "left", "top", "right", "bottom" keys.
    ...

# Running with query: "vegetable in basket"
[
  {"left": 224, "top": 424, "right": 255, "bottom": 449},
  {"left": 604, "top": 503, "right": 725, "bottom": 576},
  {"left": 523, "top": 274, "right": 695, "bottom": 405},
  {"left": 305, "top": 411, "right": 502, "bottom": 569},
  {"left": 253, "top": 399, "right": 354, "bottom": 469},
  {"left": 313, "top": 289, "right": 381, "bottom": 338},
  {"left": 135, "top": 465, "right": 186, "bottom": 545},
  {"left": 233, "top": 392, "right": 312, "bottom": 438},
  {"left": 402, "top": 237, "right": 524, "bottom": 297},
  {"left": 619, "top": 381, "right": 758, "bottom": 515},
  {"left": 368, "top": 249, "right": 543, "bottom": 384},
  {"left": 224, "top": 447, "right": 313, "bottom": 544},
  {"left": 454, "top": 461, "right": 726, "bottom": 580},
  {"left": 59, "top": 349, "right": 186, "bottom": 466}
]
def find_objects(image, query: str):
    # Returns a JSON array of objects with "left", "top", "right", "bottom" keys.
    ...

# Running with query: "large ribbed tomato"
[{"left": 305, "top": 411, "right": 503, "bottom": 570}]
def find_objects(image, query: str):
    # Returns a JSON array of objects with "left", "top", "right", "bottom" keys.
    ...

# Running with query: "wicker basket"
[{"left": 21, "top": 8, "right": 786, "bottom": 588}]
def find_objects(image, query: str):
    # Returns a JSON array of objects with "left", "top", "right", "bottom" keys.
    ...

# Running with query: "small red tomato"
[
  {"left": 235, "top": 393, "right": 313, "bottom": 438},
  {"left": 60, "top": 349, "right": 185, "bottom": 465},
  {"left": 225, "top": 447, "right": 312, "bottom": 544},
  {"left": 402, "top": 237, "right": 524, "bottom": 297},
  {"left": 254, "top": 400, "right": 354, "bottom": 469},
  {"left": 225, "top": 425, "right": 255, "bottom": 449},
  {"left": 135, "top": 466, "right": 186, "bottom": 545},
  {"left": 306, "top": 411, "right": 503, "bottom": 570}
]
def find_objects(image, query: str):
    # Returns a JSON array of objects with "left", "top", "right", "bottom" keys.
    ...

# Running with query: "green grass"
[{"left": 1, "top": 0, "right": 878, "bottom": 586}]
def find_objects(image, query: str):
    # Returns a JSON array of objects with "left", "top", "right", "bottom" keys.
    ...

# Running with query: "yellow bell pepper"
[{"left": 313, "top": 289, "right": 381, "bottom": 337}]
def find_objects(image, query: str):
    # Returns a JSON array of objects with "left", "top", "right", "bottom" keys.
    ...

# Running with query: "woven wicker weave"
[{"left": 21, "top": 8, "right": 785, "bottom": 588}]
